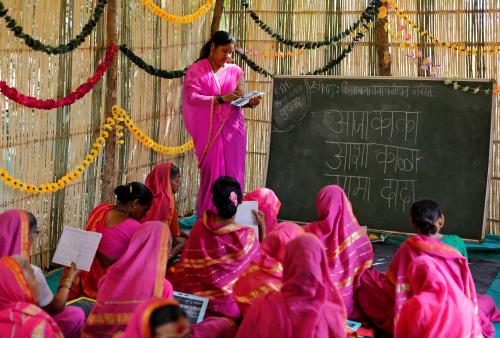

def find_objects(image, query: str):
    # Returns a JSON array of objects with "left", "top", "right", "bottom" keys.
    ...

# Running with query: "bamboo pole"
[
  {"left": 211, "top": 0, "right": 225, "bottom": 35},
  {"left": 376, "top": 16, "right": 391, "bottom": 76},
  {"left": 101, "top": 0, "right": 118, "bottom": 202}
]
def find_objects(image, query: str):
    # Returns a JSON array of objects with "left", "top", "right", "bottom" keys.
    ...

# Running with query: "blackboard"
[{"left": 266, "top": 76, "right": 494, "bottom": 241}]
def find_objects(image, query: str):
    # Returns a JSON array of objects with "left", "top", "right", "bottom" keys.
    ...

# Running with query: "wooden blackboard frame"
[{"left": 266, "top": 75, "right": 495, "bottom": 242}]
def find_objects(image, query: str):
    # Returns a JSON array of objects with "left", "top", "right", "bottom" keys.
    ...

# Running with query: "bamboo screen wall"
[
  {"left": 0, "top": 0, "right": 499, "bottom": 269},
  {"left": 0, "top": 0, "right": 210, "bottom": 269},
  {"left": 223, "top": 0, "right": 500, "bottom": 234}
]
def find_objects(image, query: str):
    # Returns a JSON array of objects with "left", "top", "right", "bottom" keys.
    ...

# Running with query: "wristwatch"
[{"left": 216, "top": 96, "right": 224, "bottom": 104}]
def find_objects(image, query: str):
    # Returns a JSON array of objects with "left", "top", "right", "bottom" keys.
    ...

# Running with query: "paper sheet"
[
  {"left": 231, "top": 91, "right": 266, "bottom": 107},
  {"left": 173, "top": 291, "right": 209, "bottom": 324},
  {"left": 235, "top": 201, "right": 259, "bottom": 240},
  {"left": 52, "top": 226, "right": 102, "bottom": 272}
]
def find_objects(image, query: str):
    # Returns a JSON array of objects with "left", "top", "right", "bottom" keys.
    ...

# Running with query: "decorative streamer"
[
  {"left": 444, "top": 79, "right": 498, "bottom": 96},
  {"left": 112, "top": 105, "right": 194, "bottom": 155},
  {"left": 0, "top": 44, "right": 118, "bottom": 109},
  {"left": 119, "top": 45, "right": 188, "bottom": 79},
  {"left": 140, "top": 0, "right": 215, "bottom": 24},
  {"left": 0, "top": 0, "right": 108, "bottom": 55},
  {"left": 241, "top": 0, "right": 381, "bottom": 49}
]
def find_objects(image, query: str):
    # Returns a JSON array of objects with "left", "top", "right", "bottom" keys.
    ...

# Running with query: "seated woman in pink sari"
[
  {"left": 68, "top": 182, "right": 153, "bottom": 299},
  {"left": 357, "top": 199, "right": 493, "bottom": 336},
  {"left": 395, "top": 256, "right": 480, "bottom": 338},
  {"left": 83, "top": 221, "right": 172, "bottom": 337},
  {"left": 0, "top": 255, "right": 63, "bottom": 337},
  {"left": 304, "top": 185, "right": 374, "bottom": 319},
  {"left": 243, "top": 188, "right": 281, "bottom": 235},
  {"left": 183, "top": 31, "right": 261, "bottom": 216},
  {"left": 168, "top": 176, "right": 261, "bottom": 318},
  {"left": 233, "top": 222, "right": 304, "bottom": 315},
  {"left": 237, "top": 234, "right": 347, "bottom": 338},
  {"left": 0, "top": 209, "right": 85, "bottom": 338},
  {"left": 119, "top": 298, "right": 236, "bottom": 338}
]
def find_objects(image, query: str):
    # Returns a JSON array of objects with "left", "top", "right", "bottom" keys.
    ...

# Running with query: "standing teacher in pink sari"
[{"left": 183, "top": 31, "right": 261, "bottom": 216}]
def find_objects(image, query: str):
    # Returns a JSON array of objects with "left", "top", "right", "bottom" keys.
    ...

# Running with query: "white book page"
[
  {"left": 235, "top": 201, "right": 259, "bottom": 241},
  {"left": 52, "top": 226, "right": 102, "bottom": 271},
  {"left": 231, "top": 91, "right": 266, "bottom": 107},
  {"left": 173, "top": 291, "right": 209, "bottom": 324}
]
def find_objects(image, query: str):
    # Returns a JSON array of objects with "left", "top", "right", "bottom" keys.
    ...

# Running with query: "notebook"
[
  {"left": 52, "top": 226, "right": 102, "bottom": 272},
  {"left": 66, "top": 297, "right": 95, "bottom": 318},
  {"left": 231, "top": 91, "right": 266, "bottom": 107},
  {"left": 234, "top": 201, "right": 259, "bottom": 241}
]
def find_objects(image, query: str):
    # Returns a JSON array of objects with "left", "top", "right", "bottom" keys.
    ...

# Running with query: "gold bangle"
[{"left": 60, "top": 284, "right": 71, "bottom": 290}]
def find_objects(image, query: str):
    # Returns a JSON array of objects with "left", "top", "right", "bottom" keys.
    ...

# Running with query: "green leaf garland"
[{"left": 0, "top": 0, "right": 107, "bottom": 54}]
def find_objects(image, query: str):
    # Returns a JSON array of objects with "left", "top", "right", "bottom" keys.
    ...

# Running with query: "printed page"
[
  {"left": 173, "top": 291, "right": 209, "bottom": 324},
  {"left": 235, "top": 201, "right": 259, "bottom": 240},
  {"left": 52, "top": 226, "right": 102, "bottom": 272},
  {"left": 231, "top": 91, "right": 266, "bottom": 107}
]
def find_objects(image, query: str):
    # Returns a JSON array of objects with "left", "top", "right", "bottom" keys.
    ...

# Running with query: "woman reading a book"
[
  {"left": 0, "top": 255, "right": 64, "bottom": 337},
  {"left": 168, "top": 176, "right": 262, "bottom": 319},
  {"left": 182, "top": 30, "right": 261, "bottom": 216},
  {"left": 304, "top": 185, "right": 374, "bottom": 319},
  {"left": 0, "top": 209, "right": 85, "bottom": 338},
  {"left": 83, "top": 221, "right": 172, "bottom": 337},
  {"left": 141, "top": 162, "right": 188, "bottom": 262},
  {"left": 67, "top": 182, "right": 153, "bottom": 299}
]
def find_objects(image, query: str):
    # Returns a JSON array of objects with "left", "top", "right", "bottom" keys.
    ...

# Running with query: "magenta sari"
[
  {"left": 233, "top": 222, "right": 304, "bottom": 315},
  {"left": 304, "top": 185, "right": 374, "bottom": 318},
  {"left": 182, "top": 58, "right": 246, "bottom": 215},
  {"left": 237, "top": 234, "right": 347, "bottom": 338},
  {"left": 168, "top": 211, "right": 260, "bottom": 318},
  {"left": 395, "top": 256, "right": 479, "bottom": 338},
  {"left": 0, "top": 256, "right": 63, "bottom": 337},
  {"left": 83, "top": 221, "right": 172, "bottom": 337},
  {"left": 243, "top": 188, "right": 281, "bottom": 234}
]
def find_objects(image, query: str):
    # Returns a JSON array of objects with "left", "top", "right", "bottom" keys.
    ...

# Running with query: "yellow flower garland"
[
  {"left": 387, "top": 0, "right": 500, "bottom": 56},
  {"left": 0, "top": 115, "right": 121, "bottom": 194},
  {"left": 112, "top": 105, "right": 194, "bottom": 155},
  {"left": 141, "top": 0, "right": 215, "bottom": 24}
]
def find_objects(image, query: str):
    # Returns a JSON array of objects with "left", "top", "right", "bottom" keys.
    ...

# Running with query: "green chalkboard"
[{"left": 266, "top": 76, "right": 494, "bottom": 241}]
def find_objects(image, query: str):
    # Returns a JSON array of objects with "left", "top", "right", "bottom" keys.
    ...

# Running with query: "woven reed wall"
[
  {"left": 0, "top": 0, "right": 210, "bottom": 269},
  {"left": 223, "top": 0, "right": 500, "bottom": 234}
]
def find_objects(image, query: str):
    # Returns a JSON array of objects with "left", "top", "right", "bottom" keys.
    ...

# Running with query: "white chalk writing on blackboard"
[
  {"left": 380, "top": 178, "right": 417, "bottom": 212},
  {"left": 323, "top": 174, "right": 372, "bottom": 202}
]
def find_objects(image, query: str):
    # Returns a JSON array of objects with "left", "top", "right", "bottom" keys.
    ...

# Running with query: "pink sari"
[
  {"left": 243, "top": 188, "right": 281, "bottom": 234},
  {"left": 182, "top": 58, "right": 246, "bottom": 215},
  {"left": 168, "top": 211, "right": 260, "bottom": 318},
  {"left": 233, "top": 222, "right": 304, "bottom": 315},
  {"left": 119, "top": 298, "right": 236, "bottom": 338},
  {"left": 395, "top": 256, "right": 479, "bottom": 338},
  {"left": 236, "top": 234, "right": 347, "bottom": 338},
  {"left": 0, "top": 256, "right": 63, "bottom": 337},
  {"left": 141, "top": 162, "right": 180, "bottom": 237},
  {"left": 304, "top": 185, "right": 373, "bottom": 318},
  {"left": 83, "top": 221, "right": 172, "bottom": 337},
  {"left": 0, "top": 209, "right": 30, "bottom": 258},
  {"left": 68, "top": 203, "right": 141, "bottom": 299}
]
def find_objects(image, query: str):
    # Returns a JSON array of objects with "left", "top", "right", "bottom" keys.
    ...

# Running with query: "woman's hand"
[
  {"left": 67, "top": 262, "right": 80, "bottom": 281},
  {"left": 246, "top": 96, "right": 262, "bottom": 108},
  {"left": 221, "top": 92, "right": 242, "bottom": 103},
  {"left": 252, "top": 210, "right": 266, "bottom": 242}
]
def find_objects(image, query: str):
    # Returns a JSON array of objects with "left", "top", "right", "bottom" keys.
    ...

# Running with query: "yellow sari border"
[
  {"left": 4, "top": 256, "right": 34, "bottom": 302},
  {"left": 19, "top": 210, "right": 30, "bottom": 258}
]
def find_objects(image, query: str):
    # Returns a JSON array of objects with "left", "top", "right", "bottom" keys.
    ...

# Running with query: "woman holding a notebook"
[{"left": 183, "top": 30, "right": 261, "bottom": 216}]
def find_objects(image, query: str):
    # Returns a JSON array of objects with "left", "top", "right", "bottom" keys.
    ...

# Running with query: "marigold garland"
[
  {"left": 241, "top": 0, "right": 381, "bottom": 49},
  {"left": 112, "top": 105, "right": 194, "bottom": 155},
  {"left": 0, "top": 115, "right": 122, "bottom": 194},
  {"left": 140, "top": 0, "right": 215, "bottom": 24},
  {"left": 387, "top": 0, "right": 500, "bottom": 56},
  {"left": 0, "top": 0, "right": 107, "bottom": 55},
  {"left": 0, "top": 44, "right": 118, "bottom": 109}
]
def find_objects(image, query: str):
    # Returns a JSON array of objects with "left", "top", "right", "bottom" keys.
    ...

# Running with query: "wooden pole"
[
  {"left": 211, "top": 0, "right": 225, "bottom": 35},
  {"left": 376, "top": 16, "right": 391, "bottom": 76},
  {"left": 101, "top": 0, "right": 118, "bottom": 202}
]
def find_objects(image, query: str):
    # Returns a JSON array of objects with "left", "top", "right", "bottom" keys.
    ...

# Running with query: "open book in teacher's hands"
[
  {"left": 52, "top": 226, "right": 102, "bottom": 272},
  {"left": 231, "top": 91, "right": 266, "bottom": 107}
]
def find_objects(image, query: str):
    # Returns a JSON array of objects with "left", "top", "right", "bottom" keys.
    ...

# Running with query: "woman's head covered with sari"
[
  {"left": 84, "top": 221, "right": 172, "bottom": 337},
  {"left": 304, "top": 185, "right": 373, "bottom": 317},
  {"left": 237, "top": 233, "right": 346, "bottom": 338},
  {"left": 0, "top": 209, "right": 38, "bottom": 258},
  {"left": 243, "top": 188, "right": 281, "bottom": 234},
  {"left": 142, "top": 162, "right": 181, "bottom": 237},
  {"left": 233, "top": 222, "right": 304, "bottom": 314},
  {"left": 0, "top": 256, "right": 63, "bottom": 337}
]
